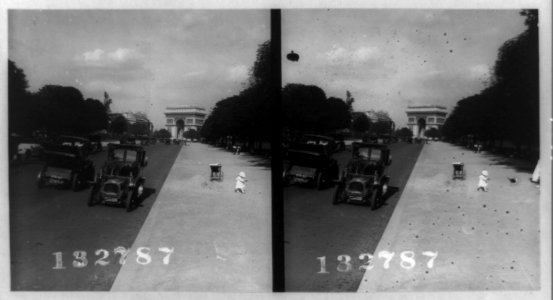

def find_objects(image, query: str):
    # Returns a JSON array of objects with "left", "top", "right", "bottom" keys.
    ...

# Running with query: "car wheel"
[
  {"left": 125, "top": 188, "right": 134, "bottom": 211},
  {"left": 283, "top": 171, "right": 290, "bottom": 186},
  {"left": 88, "top": 185, "right": 100, "bottom": 207},
  {"left": 333, "top": 182, "right": 344, "bottom": 205},
  {"left": 371, "top": 187, "right": 382, "bottom": 210},
  {"left": 316, "top": 172, "right": 324, "bottom": 190},
  {"left": 71, "top": 174, "right": 79, "bottom": 192},
  {"left": 135, "top": 182, "right": 144, "bottom": 203},
  {"left": 37, "top": 172, "right": 45, "bottom": 189}
]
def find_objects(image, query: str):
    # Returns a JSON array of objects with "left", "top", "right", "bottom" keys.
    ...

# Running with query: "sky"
[
  {"left": 8, "top": 10, "right": 269, "bottom": 129},
  {"left": 282, "top": 9, "right": 529, "bottom": 128}
]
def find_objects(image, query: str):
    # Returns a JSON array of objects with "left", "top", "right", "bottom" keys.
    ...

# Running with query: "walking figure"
[
  {"left": 477, "top": 170, "right": 489, "bottom": 192},
  {"left": 235, "top": 171, "right": 247, "bottom": 193}
]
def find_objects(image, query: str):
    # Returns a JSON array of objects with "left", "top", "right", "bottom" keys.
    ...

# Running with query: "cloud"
[
  {"left": 82, "top": 49, "right": 105, "bottom": 61},
  {"left": 323, "top": 44, "right": 381, "bottom": 65},
  {"left": 75, "top": 47, "right": 143, "bottom": 66}
]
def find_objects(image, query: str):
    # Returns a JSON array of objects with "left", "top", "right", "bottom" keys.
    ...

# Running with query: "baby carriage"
[
  {"left": 210, "top": 163, "right": 223, "bottom": 181},
  {"left": 452, "top": 162, "right": 465, "bottom": 180}
]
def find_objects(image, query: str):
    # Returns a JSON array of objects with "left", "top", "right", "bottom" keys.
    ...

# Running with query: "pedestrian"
[
  {"left": 477, "top": 170, "right": 489, "bottom": 192},
  {"left": 235, "top": 171, "right": 247, "bottom": 193}
]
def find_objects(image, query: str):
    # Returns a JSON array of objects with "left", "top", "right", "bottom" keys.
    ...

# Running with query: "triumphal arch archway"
[
  {"left": 164, "top": 106, "right": 206, "bottom": 139},
  {"left": 406, "top": 105, "right": 448, "bottom": 138}
]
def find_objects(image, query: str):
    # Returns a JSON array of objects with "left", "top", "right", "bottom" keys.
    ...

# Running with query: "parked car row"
[
  {"left": 283, "top": 133, "right": 393, "bottom": 210},
  {"left": 29, "top": 133, "right": 150, "bottom": 212}
]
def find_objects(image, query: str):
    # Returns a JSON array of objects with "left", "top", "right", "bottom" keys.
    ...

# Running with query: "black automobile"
[
  {"left": 283, "top": 143, "right": 339, "bottom": 190},
  {"left": 333, "top": 142, "right": 391, "bottom": 209},
  {"left": 297, "top": 134, "right": 337, "bottom": 155},
  {"left": 88, "top": 144, "right": 148, "bottom": 211},
  {"left": 37, "top": 142, "right": 95, "bottom": 191},
  {"left": 57, "top": 135, "right": 94, "bottom": 156}
]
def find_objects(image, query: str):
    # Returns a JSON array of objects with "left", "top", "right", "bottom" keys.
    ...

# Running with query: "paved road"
[
  {"left": 9, "top": 143, "right": 182, "bottom": 291},
  {"left": 284, "top": 141, "right": 423, "bottom": 292}
]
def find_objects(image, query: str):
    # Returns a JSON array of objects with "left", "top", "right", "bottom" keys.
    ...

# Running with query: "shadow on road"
[
  {"left": 379, "top": 186, "right": 400, "bottom": 208},
  {"left": 127, "top": 187, "right": 156, "bottom": 212},
  {"left": 247, "top": 156, "right": 271, "bottom": 170},
  {"left": 484, "top": 154, "right": 536, "bottom": 173}
]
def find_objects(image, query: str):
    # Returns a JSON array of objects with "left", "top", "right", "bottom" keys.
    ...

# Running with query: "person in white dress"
[
  {"left": 477, "top": 170, "right": 489, "bottom": 192},
  {"left": 235, "top": 171, "right": 247, "bottom": 193}
]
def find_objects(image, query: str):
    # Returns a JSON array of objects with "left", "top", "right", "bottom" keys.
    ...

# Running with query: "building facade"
[
  {"left": 164, "top": 106, "right": 207, "bottom": 139},
  {"left": 406, "top": 105, "right": 448, "bottom": 138}
]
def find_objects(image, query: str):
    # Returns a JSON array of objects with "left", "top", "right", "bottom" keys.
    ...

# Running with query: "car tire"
[
  {"left": 316, "top": 172, "right": 324, "bottom": 190},
  {"left": 88, "top": 185, "right": 100, "bottom": 207},
  {"left": 37, "top": 172, "right": 45, "bottom": 189},
  {"left": 135, "top": 182, "right": 144, "bottom": 204},
  {"left": 125, "top": 188, "right": 134, "bottom": 211},
  {"left": 71, "top": 174, "right": 79, "bottom": 192},
  {"left": 371, "top": 187, "right": 382, "bottom": 210},
  {"left": 333, "top": 183, "right": 344, "bottom": 205}
]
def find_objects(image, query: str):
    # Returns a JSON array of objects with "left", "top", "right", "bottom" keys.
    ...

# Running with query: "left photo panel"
[{"left": 8, "top": 9, "right": 272, "bottom": 291}]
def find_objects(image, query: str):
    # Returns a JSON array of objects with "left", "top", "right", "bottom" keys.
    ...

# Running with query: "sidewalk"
[
  {"left": 110, "top": 143, "right": 272, "bottom": 292},
  {"left": 358, "top": 141, "right": 540, "bottom": 292}
]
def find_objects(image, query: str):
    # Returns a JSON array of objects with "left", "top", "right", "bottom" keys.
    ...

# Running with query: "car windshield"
[
  {"left": 357, "top": 148, "right": 382, "bottom": 161},
  {"left": 301, "top": 136, "right": 331, "bottom": 146},
  {"left": 112, "top": 149, "right": 138, "bottom": 162},
  {"left": 288, "top": 150, "right": 322, "bottom": 167}
]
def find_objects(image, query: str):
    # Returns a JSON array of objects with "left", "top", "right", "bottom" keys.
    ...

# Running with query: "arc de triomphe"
[
  {"left": 406, "top": 105, "right": 448, "bottom": 138},
  {"left": 164, "top": 106, "right": 206, "bottom": 139}
]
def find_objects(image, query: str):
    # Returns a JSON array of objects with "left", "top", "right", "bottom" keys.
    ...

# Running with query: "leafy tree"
[
  {"left": 8, "top": 60, "right": 33, "bottom": 135},
  {"left": 352, "top": 113, "right": 371, "bottom": 133},
  {"left": 319, "top": 97, "right": 351, "bottom": 132},
  {"left": 128, "top": 122, "right": 150, "bottom": 136},
  {"left": 183, "top": 129, "right": 201, "bottom": 140},
  {"left": 153, "top": 128, "right": 171, "bottom": 139},
  {"left": 443, "top": 10, "right": 539, "bottom": 150},
  {"left": 201, "top": 40, "right": 272, "bottom": 145},
  {"left": 110, "top": 114, "right": 129, "bottom": 135},
  {"left": 396, "top": 127, "right": 413, "bottom": 139},
  {"left": 282, "top": 83, "right": 327, "bottom": 133},
  {"left": 34, "top": 85, "right": 87, "bottom": 134},
  {"left": 425, "top": 127, "right": 441, "bottom": 139},
  {"left": 83, "top": 98, "right": 109, "bottom": 133}
]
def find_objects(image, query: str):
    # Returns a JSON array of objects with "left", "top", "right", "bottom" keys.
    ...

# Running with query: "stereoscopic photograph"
[
  {"left": 8, "top": 9, "right": 272, "bottom": 292},
  {"left": 282, "top": 9, "right": 544, "bottom": 293},
  {"left": 2, "top": 1, "right": 551, "bottom": 300}
]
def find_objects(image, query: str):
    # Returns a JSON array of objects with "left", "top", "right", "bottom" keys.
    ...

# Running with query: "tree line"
[
  {"left": 9, "top": 59, "right": 157, "bottom": 140},
  {"left": 442, "top": 10, "right": 539, "bottom": 155},
  {"left": 9, "top": 60, "right": 110, "bottom": 137}
]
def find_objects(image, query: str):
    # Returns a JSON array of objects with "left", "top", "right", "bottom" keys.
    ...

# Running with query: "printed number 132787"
[{"left": 317, "top": 251, "right": 438, "bottom": 273}]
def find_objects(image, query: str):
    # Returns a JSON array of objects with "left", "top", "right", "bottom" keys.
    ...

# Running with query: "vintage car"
[
  {"left": 333, "top": 142, "right": 391, "bottom": 209},
  {"left": 15, "top": 138, "right": 44, "bottom": 161},
  {"left": 283, "top": 143, "right": 339, "bottom": 190},
  {"left": 57, "top": 135, "right": 94, "bottom": 156},
  {"left": 36, "top": 142, "right": 95, "bottom": 191},
  {"left": 88, "top": 144, "right": 148, "bottom": 211},
  {"left": 297, "top": 134, "right": 337, "bottom": 155}
]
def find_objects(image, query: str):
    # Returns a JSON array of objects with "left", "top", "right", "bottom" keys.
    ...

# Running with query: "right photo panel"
[{"left": 281, "top": 9, "right": 541, "bottom": 292}]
